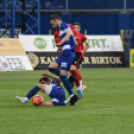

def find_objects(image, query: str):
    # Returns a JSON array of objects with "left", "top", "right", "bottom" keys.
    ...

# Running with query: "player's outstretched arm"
[{"left": 41, "top": 73, "right": 61, "bottom": 83}]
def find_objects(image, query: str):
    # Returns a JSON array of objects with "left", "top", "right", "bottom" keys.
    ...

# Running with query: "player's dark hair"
[
  {"left": 39, "top": 77, "right": 50, "bottom": 83},
  {"left": 49, "top": 14, "right": 62, "bottom": 22},
  {"left": 74, "top": 22, "right": 81, "bottom": 28}
]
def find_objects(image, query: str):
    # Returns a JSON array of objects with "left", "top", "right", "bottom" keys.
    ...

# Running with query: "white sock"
[
  {"left": 67, "top": 74, "right": 70, "bottom": 79},
  {"left": 70, "top": 94, "right": 74, "bottom": 97},
  {"left": 24, "top": 97, "right": 29, "bottom": 102},
  {"left": 64, "top": 97, "right": 71, "bottom": 105}
]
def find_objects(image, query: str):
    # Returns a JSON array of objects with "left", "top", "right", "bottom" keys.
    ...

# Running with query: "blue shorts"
[
  {"left": 49, "top": 87, "right": 66, "bottom": 102},
  {"left": 55, "top": 51, "right": 75, "bottom": 71}
]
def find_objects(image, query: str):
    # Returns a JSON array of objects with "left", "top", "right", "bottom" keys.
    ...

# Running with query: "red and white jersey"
[
  {"left": 76, "top": 33, "right": 88, "bottom": 58},
  {"left": 68, "top": 24, "right": 79, "bottom": 37}
]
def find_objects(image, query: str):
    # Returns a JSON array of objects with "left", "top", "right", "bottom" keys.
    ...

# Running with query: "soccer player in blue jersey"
[
  {"left": 49, "top": 14, "right": 79, "bottom": 105},
  {"left": 16, "top": 73, "right": 71, "bottom": 106}
]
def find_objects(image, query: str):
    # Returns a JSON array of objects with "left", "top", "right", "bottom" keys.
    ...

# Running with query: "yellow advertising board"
[
  {"left": 130, "top": 49, "right": 134, "bottom": 68},
  {"left": 0, "top": 38, "right": 26, "bottom": 55}
]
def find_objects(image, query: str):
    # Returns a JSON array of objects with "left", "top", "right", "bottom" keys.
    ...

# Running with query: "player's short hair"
[
  {"left": 74, "top": 22, "right": 81, "bottom": 28},
  {"left": 39, "top": 77, "right": 50, "bottom": 83},
  {"left": 49, "top": 14, "right": 62, "bottom": 22}
]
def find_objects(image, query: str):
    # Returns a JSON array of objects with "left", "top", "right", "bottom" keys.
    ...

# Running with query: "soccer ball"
[{"left": 32, "top": 95, "right": 44, "bottom": 107}]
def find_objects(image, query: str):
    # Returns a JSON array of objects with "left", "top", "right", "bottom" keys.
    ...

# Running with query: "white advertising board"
[
  {"left": 19, "top": 35, "right": 123, "bottom": 52},
  {"left": 0, "top": 56, "right": 33, "bottom": 71}
]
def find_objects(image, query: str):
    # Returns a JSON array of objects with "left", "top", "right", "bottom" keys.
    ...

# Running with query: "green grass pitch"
[{"left": 0, "top": 68, "right": 134, "bottom": 134}]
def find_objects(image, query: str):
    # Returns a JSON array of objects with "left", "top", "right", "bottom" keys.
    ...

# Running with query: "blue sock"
[
  {"left": 52, "top": 101, "right": 65, "bottom": 106},
  {"left": 49, "top": 68, "right": 60, "bottom": 76},
  {"left": 60, "top": 75, "right": 74, "bottom": 95},
  {"left": 26, "top": 85, "right": 39, "bottom": 99}
]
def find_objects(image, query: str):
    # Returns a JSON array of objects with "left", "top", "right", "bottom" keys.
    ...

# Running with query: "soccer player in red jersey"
[{"left": 74, "top": 22, "right": 90, "bottom": 90}]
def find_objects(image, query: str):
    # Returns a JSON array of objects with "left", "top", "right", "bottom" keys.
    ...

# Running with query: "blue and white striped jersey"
[
  {"left": 59, "top": 22, "right": 75, "bottom": 52},
  {"left": 50, "top": 79, "right": 63, "bottom": 89},
  {"left": 49, "top": 79, "right": 66, "bottom": 102}
]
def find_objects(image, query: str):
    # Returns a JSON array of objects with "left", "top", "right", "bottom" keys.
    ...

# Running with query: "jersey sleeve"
[
  {"left": 61, "top": 23, "right": 69, "bottom": 32},
  {"left": 68, "top": 24, "right": 78, "bottom": 37},
  {"left": 68, "top": 24, "right": 75, "bottom": 31},
  {"left": 51, "top": 79, "right": 56, "bottom": 84}
]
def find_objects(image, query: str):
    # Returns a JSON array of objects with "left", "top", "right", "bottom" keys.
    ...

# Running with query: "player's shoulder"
[
  {"left": 79, "top": 33, "right": 87, "bottom": 38},
  {"left": 60, "top": 22, "right": 69, "bottom": 28},
  {"left": 68, "top": 24, "right": 75, "bottom": 29},
  {"left": 79, "top": 33, "right": 84, "bottom": 37}
]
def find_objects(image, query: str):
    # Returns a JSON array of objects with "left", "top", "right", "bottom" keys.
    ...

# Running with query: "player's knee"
[
  {"left": 60, "top": 70, "right": 68, "bottom": 76},
  {"left": 49, "top": 62, "right": 58, "bottom": 69},
  {"left": 48, "top": 64, "right": 52, "bottom": 68},
  {"left": 48, "top": 62, "right": 54, "bottom": 68}
]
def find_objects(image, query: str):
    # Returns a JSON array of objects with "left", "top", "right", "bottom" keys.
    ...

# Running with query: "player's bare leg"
[
  {"left": 49, "top": 61, "right": 59, "bottom": 69},
  {"left": 60, "top": 70, "right": 68, "bottom": 76},
  {"left": 37, "top": 84, "right": 46, "bottom": 93},
  {"left": 48, "top": 61, "right": 60, "bottom": 76}
]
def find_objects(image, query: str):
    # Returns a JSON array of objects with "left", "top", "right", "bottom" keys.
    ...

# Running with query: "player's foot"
[
  {"left": 16, "top": 96, "right": 27, "bottom": 103},
  {"left": 77, "top": 89, "right": 83, "bottom": 99},
  {"left": 81, "top": 85, "right": 87, "bottom": 90},
  {"left": 70, "top": 94, "right": 79, "bottom": 106}
]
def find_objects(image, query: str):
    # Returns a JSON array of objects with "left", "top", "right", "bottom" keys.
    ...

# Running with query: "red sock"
[{"left": 70, "top": 70, "right": 82, "bottom": 87}]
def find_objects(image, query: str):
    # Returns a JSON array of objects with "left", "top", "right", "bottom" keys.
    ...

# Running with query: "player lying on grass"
[{"left": 16, "top": 73, "right": 77, "bottom": 106}]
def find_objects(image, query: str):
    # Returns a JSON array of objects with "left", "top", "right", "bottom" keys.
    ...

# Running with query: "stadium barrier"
[
  {"left": 19, "top": 35, "right": 127, "bottom": 69},
  {"left": 0, "top": 38, "right": 33, "bottom": 71}
]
